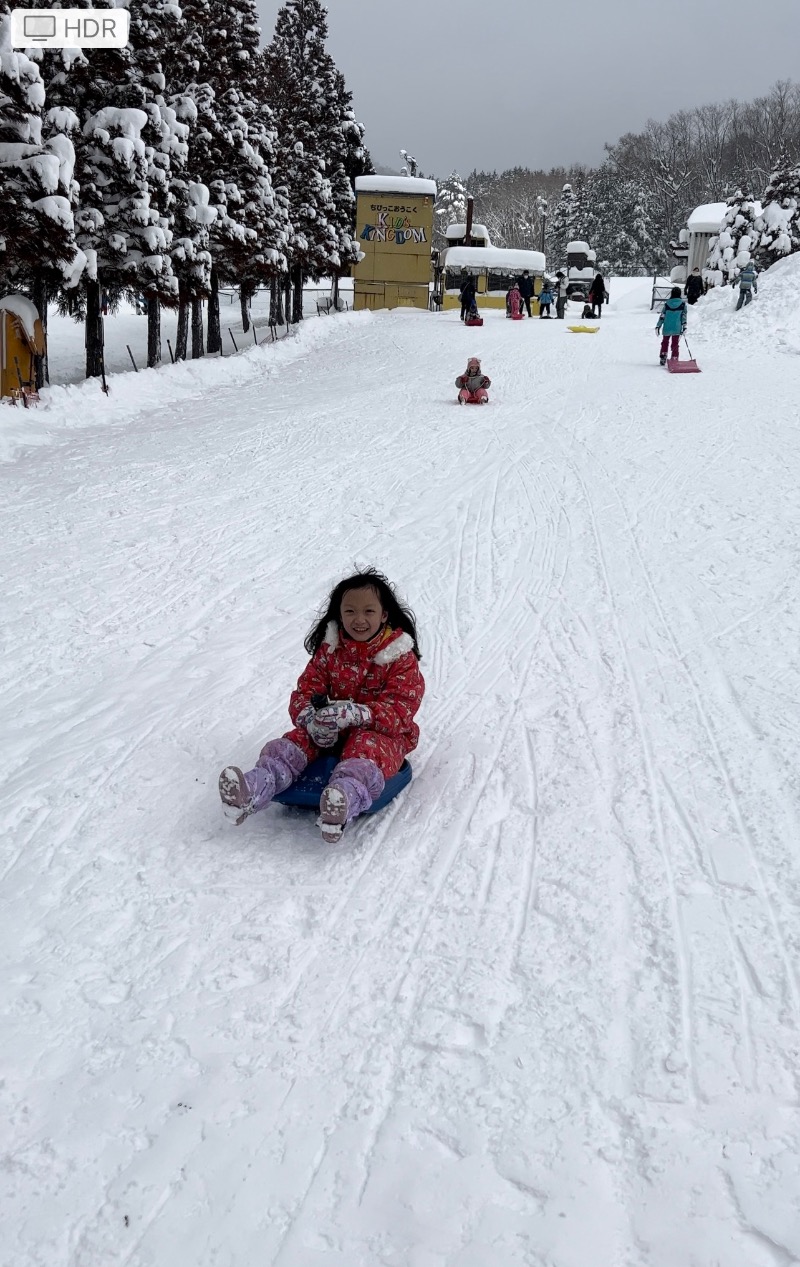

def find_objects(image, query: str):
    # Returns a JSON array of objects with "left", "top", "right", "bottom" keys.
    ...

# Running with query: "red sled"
[
  {"left": 510, "top": 313, "right": 524, "bottom": 321},
  {"left": 458, "top": 391, "right": 489, "bottom": 405},
  {"left": 465, "top": 317, "right": 484, "bottom": 327},
  {"left": 666, "top": 335, "right": 701, "bottom": 373}
]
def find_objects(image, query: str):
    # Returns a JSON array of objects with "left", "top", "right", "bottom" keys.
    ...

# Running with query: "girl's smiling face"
[{"left": 340, "top": 586, "right": 387, "bottom": 642}]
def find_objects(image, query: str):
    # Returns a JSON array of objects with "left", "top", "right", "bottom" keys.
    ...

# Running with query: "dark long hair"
[{"left": 305, "top": 567, "right": 422, "bottom": 659}]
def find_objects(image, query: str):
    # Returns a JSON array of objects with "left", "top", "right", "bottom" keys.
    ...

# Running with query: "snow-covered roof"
[
  {"left": 687, "top": 202, "right": 727, "bottom": 233},
  {"left": 356, "top": 175, "right": 437, "bottom": 197},
  {"left": 0, "top": 294, "right": 41, "bottom": 342},
  {"left": 567, "top": 240, "right": 590, "bottom": 253},
  {"left": 443, "top": 246, "right": 546, "bottom": 273},
  {"left": 445, "top": 222, "right": 490, "bottom": 241}
]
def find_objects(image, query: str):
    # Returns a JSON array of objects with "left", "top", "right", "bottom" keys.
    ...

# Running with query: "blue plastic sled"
[{"left": 273, "top": 756, "right": 412, "bottom": 814}]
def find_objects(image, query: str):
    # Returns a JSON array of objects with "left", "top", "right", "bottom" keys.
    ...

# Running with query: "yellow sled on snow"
[{"left": 567, "top": 324, "right": 600, "bottom": 334}]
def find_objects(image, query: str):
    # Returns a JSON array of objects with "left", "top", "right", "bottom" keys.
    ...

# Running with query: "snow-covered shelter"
[
  {"left": 0, "top": 295, "right": 44, "bottom": 402},
  {"left": 566, "top": 241, "right": 591, "bottom": 269},
  {"left": 686, "top": 203, "right": 727, "bottom": 277},
  {"left": 444, "top": 223, "right": 490, "bottom": 247},
  {"left": 438, "top": 245, "right": 546, "bottom": 312},
  {"left": 352, "top": 175, "right": 437, "bottom": 311}
]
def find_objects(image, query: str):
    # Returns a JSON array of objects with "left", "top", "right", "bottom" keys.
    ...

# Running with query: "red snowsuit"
[{"left": 283, "top": 623, "right": 424, "bottom": 778}]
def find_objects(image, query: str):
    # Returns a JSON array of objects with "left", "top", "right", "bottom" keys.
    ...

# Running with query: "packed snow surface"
[{"left": 2, "top": 271, "right": 800, "bottom": 1267}]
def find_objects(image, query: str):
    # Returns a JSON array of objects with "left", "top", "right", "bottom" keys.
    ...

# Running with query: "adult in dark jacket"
[
  {"left": 518, "top": 270, "right": 534, "bottom": 317},
  {"left": 588, "top": 273, "right": 606, "bottom": 318},
  {"left": 685, "top": 268, "right": 705, "bottom": 304},
  {"left": 459, "top": 276, "right": 477, "bottom": 322}
]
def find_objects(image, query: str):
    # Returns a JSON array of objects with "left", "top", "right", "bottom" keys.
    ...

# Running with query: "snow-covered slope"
[
  {"left": 2, "top": 285, "right": 800, "bottom": 1266},
  {"left": 692, "top": 251, "right": 800, "bottom": 355}
]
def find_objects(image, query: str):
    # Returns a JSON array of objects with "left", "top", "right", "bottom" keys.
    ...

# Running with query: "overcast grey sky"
[{"left": 255, "top": 0, "right": 800, "bottom": 176}]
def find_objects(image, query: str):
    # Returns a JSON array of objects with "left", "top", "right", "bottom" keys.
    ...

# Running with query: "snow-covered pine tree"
[
  {"left": 263, "top": 0, "right": 344, "bottom": 323},
  {"left": 578, "top": 163, "right": 657, "bottom": 275},
  {"left": 707, "top": 188, "right": 762, "bottom": 285},
  {"left": 41, "top": 0, "right": 174, "bottom": 377},
  {"left": 433, "top": 171, "right": 468, "bottom": 247},
  {"left": 317, "top": 65, "right": 367, "bottom": 309},
  {"left": 338, "top": 77, "right": 372, "bottom": 190},
  {"left": 0, "top": 3, "right": 80, "bottom": 382},
  {"left": 178, "top": 0, "right": 285, "bottom": 351},
  {"left": 754, "top": 150, "right": 800, "bottom": 267},
  {"left": 216, "top": 0, "right": 287, "bottom": 336},
  {"left": 548, "top": 182, "right": 577, "bottom": 266}
]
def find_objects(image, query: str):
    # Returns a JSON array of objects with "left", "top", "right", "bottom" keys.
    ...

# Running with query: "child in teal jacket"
[{"left": 656, "top": 287, "right": 688, "bottom": 364}]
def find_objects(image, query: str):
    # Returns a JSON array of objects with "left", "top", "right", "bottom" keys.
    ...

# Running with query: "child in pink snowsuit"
[
  {"left": 507, "top": 283, "right": 522, "bottom": 318},
  {"left": 455, "top": 356, "right": 491, "bottom": 404},
  {"left": 219, "top": 569, "right": 424, "bottom": 843}
]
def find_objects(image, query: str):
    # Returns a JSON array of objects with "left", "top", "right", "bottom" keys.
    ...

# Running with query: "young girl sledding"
[
  {"left": 455, "top": 356, "right": 491, "bottom": 404},
  {"left": 219, "top": 569, "right": 424, "bottom": 843}
]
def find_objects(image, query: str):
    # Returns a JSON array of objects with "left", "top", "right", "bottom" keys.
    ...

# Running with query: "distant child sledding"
[
  {"left": 219, "top": 569, "right": 424, "bottom": 843},
  {"left": 456, "top": 356, "right": 491, "bottom": 404}
]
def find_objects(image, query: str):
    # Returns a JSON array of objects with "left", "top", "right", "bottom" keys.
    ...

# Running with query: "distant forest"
[{"left": 431, "top": 80, "right": 800, "bottom": 275}]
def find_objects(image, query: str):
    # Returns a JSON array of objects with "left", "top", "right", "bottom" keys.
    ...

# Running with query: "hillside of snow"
[
  {"left": 692, "top": 251, "right": 800, "bottom": 355},
  {"left": 2, "top": 277, "right": 800, "bottom": 1267}
]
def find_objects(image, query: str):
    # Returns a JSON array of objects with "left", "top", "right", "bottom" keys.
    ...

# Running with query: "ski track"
[{"left": 2, "top": 299, "right": 800, "bottom": 1266}]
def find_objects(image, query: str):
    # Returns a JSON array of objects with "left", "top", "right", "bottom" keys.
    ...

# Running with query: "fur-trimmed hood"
[{"left": 323, "top": 621, "right": 415, "bottom": 664}]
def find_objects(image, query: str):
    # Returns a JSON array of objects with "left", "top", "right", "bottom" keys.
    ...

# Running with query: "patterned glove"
[
  {"left": 296, "top": 702, "right": 338, "bottom": 748},
  {"left": 296, "top": 703, "right": 316, "bottom": 730},
  {"left": 315, "top": 700, "right": 372, "bottom": 731},
  {"left": 307, "top": 712, "right": 339, "bottom": 748}
]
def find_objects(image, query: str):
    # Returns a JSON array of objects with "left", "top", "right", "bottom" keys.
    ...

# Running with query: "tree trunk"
[
  {"left": 240, "top": 283, "right": 254, "bottom": 333},
  {"left": 291, "top": 264, "right": 304, "bottom": 323},
  {"left": 284, "top": 274, "right": 292, "bottom": 326},
  {"left": 331, "top": 274, "right": 340, "bottom": 311},
  {"left": 176, "top": 290, "right": 189, "bottom": 361},
  {"left": 147, "top": 294, "right": 161, "bottom": 368},
  {"left": 271, "top": 275, "right": 284, "bottom": 325},
  {"left": 85, "top": 279, "right": 104, "bottom": 378},
  {"left": 191, "top": 297, "right": 204, "bottom": 359},
  {"left": 207, "top": 267, "right": 221, "bottom": 353},
  {"left": 31, "top": 274, "right": 49, "bottom": 387}
]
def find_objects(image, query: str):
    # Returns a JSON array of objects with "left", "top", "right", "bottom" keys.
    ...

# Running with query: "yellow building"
[
  {"left": 352, "top": 175, "right": 437, "bottom": 311},
  {"left": 438, "top": 245, "right": 546, "bottom": 312}
]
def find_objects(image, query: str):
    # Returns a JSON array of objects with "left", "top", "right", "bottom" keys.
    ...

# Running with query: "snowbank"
[
  {"left": 0, "top": 310, "right": 372, "bottom": 463},
  {"left": 356, "top": 175, "right": 437, "bottom": 197},
  {"left": 691, "top": 252, "right": 800, "bottom": 356}
]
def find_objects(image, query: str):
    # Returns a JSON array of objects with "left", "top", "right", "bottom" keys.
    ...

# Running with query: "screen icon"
[{"left": 23, "top": 14, "right": 57, "bottom": 41}]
